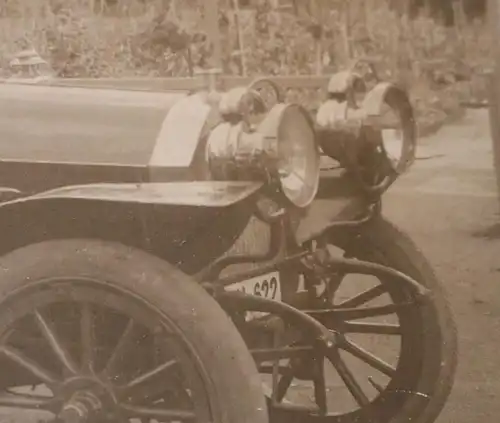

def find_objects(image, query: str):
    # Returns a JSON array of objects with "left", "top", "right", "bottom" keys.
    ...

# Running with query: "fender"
[
  {"left": 0, "top": 181, "right": 263, "bottom": 274},
  {"left": 26, "top": 180, "right": 264, "bottom": 207},
  {"left": 295, "top": 196, "right": 369, "bottom": 244}
]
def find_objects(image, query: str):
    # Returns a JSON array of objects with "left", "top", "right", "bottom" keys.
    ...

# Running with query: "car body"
[
  {"left": 0, "top": 77, "right": 371, "bottom": 275},
  {"left": 0, "top": 69, "right": 458, "bottom": 423}
]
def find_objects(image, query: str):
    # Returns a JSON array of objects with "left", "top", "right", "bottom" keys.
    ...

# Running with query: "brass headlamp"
[
  {"left": 205, "top": 84, "right": 320, "bottom": 208},
  {"left": 316, "top": 71, "right": 417, "bottom": 194}
]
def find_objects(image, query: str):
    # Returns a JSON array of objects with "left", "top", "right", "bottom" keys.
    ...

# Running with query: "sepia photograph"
[{"left": 0, "top": 0, "right": 497, "bottom": 422}]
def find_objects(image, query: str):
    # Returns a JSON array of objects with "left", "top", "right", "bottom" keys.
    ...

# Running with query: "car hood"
[{"left": 0, "top": 83, "right": 187, "bottom": 165}]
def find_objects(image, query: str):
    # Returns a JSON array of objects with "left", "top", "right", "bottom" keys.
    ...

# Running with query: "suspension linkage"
[
  {"left": 216, "top": 291, "right": 339, "bottom": 350},
  {"left": 320, "top": 254, "right": 430, "bottom": 299}
]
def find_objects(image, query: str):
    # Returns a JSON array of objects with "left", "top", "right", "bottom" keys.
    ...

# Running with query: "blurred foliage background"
[{"left": 0, "top": 0, "right": 493, "bottom": 135}]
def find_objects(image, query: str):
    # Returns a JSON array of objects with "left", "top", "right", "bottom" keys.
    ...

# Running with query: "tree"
[{"left": 409, "top": 0, "right": 487, "bottom": 25}]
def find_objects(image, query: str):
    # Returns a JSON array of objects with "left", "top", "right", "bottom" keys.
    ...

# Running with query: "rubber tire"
[
  {"left": 0, "top": 239, "right": 269, "bottom": 423},
  {"left": 331, "top": 216, "right": 458, "bottom": 423}
]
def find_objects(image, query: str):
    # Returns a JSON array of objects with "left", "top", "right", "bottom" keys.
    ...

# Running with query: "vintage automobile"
[{"left": 0, "top": 69, "right": 456, "bottom": 423}]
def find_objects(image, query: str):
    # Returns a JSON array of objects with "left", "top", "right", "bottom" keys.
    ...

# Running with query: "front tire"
[
  {"left": 336, "top": 216, "right": 457, "bottom": 423},
  {"left": 267, "top": 216, "right": 457, "bottom": 423},
  {"left": 0, "top": 239, "right": 268, "bottom": 423}
]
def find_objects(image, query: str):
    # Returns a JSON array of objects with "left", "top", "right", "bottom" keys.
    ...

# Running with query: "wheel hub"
[
  {"left": 58, "top": 390, "right": 102, "bottom": 423},
  {"left": 57, "top": 377, "right": 115, "bottom": 423}
]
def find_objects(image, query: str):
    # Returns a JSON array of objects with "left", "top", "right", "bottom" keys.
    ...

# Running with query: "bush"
[{"left": 0, "top": 0, "right": 493, "bottom": 134}]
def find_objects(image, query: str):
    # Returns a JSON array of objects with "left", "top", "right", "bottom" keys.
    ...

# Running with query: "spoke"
[
  {"left": 0, "top": 345, "right": 59, "bottom": 384},
  {"left": 0, "top": 392, "right": 52, "bottom": 410},
  {"left": 259, "top": 364, "right": 290, "bottom": 374},
  {"left": 343, "top": 322, "right": 402, "bottom": 335},
  {"left": 312, "top": 357, "right": 327, "bottom": 414},
  {"left": 274, "top": 367, "right": 294, "bottom": 403},
  {"left": 80, "top": 303, "right": 94, "bottom": 373},
  {"left": 102, "top": 318, "right": 136, "bottom": 378},
  {"left": 333, "top": 303, "right": 410, "bottom": 320},
  {"left": 336, "top": 285, "right": 386, "bottom": 309},
  {"left": 34, "top": 310, "right": 78, "bottom": 375},
  {"left": 120, "top": 404, "right": 196, "bottom": 421},
  {"left": 311, "top": 303, "right": 410, "bottom": 323},
  {"left": 251, "top": 346, "right": 312, "bottom": 363},
  {"left": 341, "top": 338, "right": 397, "bottom": 378},
  {"left": 123, "top": 359, "right": 178, "bottom": 394},
  {"left": 270, "top": 356, "right": 281, "bottom": 403},
  {"left": 329, "top": 351, "right": 370, "bottom": 408}
]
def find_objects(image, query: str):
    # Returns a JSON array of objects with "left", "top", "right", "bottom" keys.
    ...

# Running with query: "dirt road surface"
[{"left": 386, "top": 109, "right": 500, "bottom": 423}]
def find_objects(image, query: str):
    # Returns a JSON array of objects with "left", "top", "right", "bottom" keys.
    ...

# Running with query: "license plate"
[{"left": 226, "top": 272, "right": 281, "bottom": 320}]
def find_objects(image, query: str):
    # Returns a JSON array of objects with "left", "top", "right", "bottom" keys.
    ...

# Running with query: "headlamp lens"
[{"left": 277, "top": 105, "right": 319, "bottom": 208}]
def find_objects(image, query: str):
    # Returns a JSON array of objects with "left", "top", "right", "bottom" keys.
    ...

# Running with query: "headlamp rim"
[{"left": 269, "top": 103, "right": 321, "bottom": 209}]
